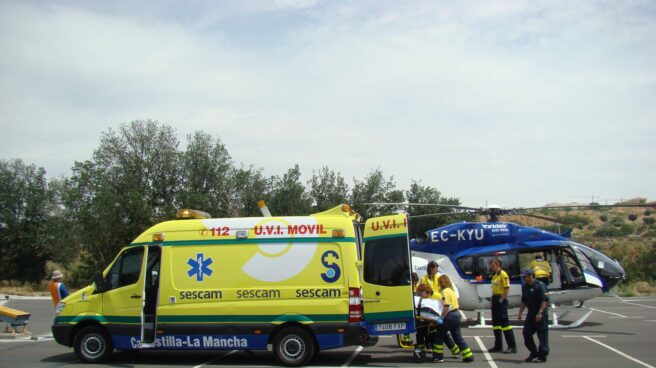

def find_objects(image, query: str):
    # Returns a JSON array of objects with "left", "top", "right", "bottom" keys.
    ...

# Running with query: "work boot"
[
  {"left": 413, "top": 348, "right": 425, "bottom": 362},
  {"left": 525, "top": 354, "right": 539, "bottom": 362},
  {"left": 463, "top": 357, "right": 474, "bottom": 363}
]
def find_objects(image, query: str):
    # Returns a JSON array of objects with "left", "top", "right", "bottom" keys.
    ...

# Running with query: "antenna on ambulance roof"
[{"left": 257, "top": 200, "right": 272, "bottom": 217}]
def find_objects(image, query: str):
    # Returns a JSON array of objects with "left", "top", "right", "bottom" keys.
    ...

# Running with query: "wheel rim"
[
  {"left": 81, "top": 333, "right": 106, "bottom": 359},
  {"left": 281, "top": 335, "right": 305, "bottom": 361}
]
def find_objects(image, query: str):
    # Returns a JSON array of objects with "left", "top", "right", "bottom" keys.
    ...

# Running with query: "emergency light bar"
[{"left": 176, "top": 209, "right": 211, "bottom": 219}]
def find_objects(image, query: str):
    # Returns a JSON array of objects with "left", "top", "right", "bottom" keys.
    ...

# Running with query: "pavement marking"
[
  {"left": 192, "top": 350, "right": 238, "bottom": 368},
  {"left": 562, "top": 335, "right": 607, "bottom": 338},
  {"left": 622, "top": 301, "right": 656, "bottom": 309},
  {"left": 473, "top": 336, "right": 498, "bottom": 368},
  {"left": 583, "top": 336, "right": 655, "bottom": 368},
  {"left": 342, "top": 346, "right": 363, "bottom": 367},
  {"left": 609, "top": 316, "right": 643, "bottom": 319},
  {"left": 588, "top": 307, "right": 628, "bottom": 318}
]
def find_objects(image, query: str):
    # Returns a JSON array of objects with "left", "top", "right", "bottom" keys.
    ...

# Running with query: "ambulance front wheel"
[
  {"left": 73, "top": 325, "right": 114, "bottom": 363},
  {"left": 273, "top": 326, "right": 315, "bottom": 366}
]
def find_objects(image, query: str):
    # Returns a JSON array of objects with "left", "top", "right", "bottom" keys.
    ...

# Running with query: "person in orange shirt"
[{"left": 48, "top": 270, "right": 70, "bottom": 307}]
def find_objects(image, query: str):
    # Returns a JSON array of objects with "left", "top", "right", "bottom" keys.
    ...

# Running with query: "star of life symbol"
[{"left": 187, "top": 253, "right": 213, "bottom": 281}]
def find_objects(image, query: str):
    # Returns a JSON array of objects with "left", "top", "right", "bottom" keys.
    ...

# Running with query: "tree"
[
  {"left": 350, "top": 169, "right": 404, "bottom": 220},
  {"left": 308, "top": 167, "right": 349, "bottom": 212},
  {"left": 405, "top": 180, "right": 462, "bottom": 238},
  {"left": 0, "top": 159, "right": 51, "bottom": 282},
  {"left": 227, "top": 165, "right": 269, "bottom": 217},
  {"left": 67, "top": 120, "right": 181, "bottom": 272},
  {"left": 178, "top": 132, "right": 233, "bottom": 217},
  {"left": 267, "top": 165, "right": 312, "bottom": 216}
]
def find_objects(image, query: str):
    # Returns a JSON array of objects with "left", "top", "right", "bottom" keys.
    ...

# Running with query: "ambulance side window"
[
  {"left": 107, "top": 247, "right": 144, "bottom": 290},
  {"left": 364, "top": 237, "right": 410, "bottom": 286}
]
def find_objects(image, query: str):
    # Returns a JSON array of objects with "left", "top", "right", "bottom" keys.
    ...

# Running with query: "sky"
[{"left": 1, "top": 0, "right": 655, "bottom": 208}]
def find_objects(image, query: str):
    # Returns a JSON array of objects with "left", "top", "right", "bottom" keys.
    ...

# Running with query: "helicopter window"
[
  {"left": 475, "top": 253, "right": 519, "bottom": 278},
  {"left": 457, "top": 257, "right": 474, "bottom": 275},
  {"left": 560, "top": 248, "right": 585, "bottom": 286},
  {"left": 363, "top": 236, "right": 411, "bottom": 287}
]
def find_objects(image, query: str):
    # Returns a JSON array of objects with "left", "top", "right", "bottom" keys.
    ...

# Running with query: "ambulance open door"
[
  {"left": 141, "top": 246, "right": 161, "bottom": 347},
  {"left": 361, "top": 214, "right": 415, "bottom": 335}
]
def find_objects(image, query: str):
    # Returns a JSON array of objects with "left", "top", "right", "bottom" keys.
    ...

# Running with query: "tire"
[
  {"left": 272, "top": 326, "right": 315, "bottom": 366},
  {"left": 73, "top": 325, "right": 114, "bottom": 363}
]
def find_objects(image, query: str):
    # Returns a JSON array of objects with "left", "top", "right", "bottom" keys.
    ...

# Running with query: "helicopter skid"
[{"left": 468, "top": 306, "right": 593, "bottom": 329}]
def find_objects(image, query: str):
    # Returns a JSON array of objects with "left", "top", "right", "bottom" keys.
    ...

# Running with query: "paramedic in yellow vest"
[
  {"left": 434, "top": 275, "right": 474, "bottom": 363},
  {"left": 421, "top": 261, "right": 441, "bottom": 299},
  {"left": 488, "top": 258, "right": 517, "bottom": 353},
  {"left": 530, "top": 255, "right": 552, "bottom": 285},
  {"left": 419, "top": 261, "right": 460, "bottom": 359},
  {"left": 49, "top": 270, "right": 70, "bottom": 308}
]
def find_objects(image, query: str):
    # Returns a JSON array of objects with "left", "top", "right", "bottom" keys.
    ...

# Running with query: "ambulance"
[{"left": 52, "top": 205, "right": 415, "bottom": 366}]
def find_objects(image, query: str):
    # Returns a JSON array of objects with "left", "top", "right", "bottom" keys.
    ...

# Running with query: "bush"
[
  {"left": 645, "top": 210, "right": 652, "bottom": 216},
  {"left": 643, "top": 217, "right": 656, "bottom": 225},
  {"left": 599, "top": 214, "right": 608, "bottom": 222},
  {"left": 628, "top": 213, "right": 638, "bottom": 221},
  {"left": 594, "top": 224, "right": 634, "bottom": 237},
  {"left": 610, "top": 216, "right": 626, "bottom": 227}
]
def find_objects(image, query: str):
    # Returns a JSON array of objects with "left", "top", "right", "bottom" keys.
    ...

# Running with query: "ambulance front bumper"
[{"left": 52, "top": 323, "right": 74, "bottom": 347}]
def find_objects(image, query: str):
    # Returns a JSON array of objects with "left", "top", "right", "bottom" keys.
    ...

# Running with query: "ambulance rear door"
[{"left": 361, "top": 214, "right": 415, "bottom": 335}]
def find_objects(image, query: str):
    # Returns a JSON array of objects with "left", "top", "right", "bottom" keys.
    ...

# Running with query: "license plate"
[{"left": 375, "top": 322, "right": 406, "bottom": 332}]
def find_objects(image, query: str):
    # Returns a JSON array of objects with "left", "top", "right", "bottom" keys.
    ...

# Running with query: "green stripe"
[
  {"left": 363, "top": 234, "right": 407, "bottom": 242},
  {"left": 54, "top": 315, "right": 141, "bottom": 324},
  {"left": 131, "top": 237, "right": 355, "bottom": 247},
  {"left": 158, "top": 314, "right": 346, "bottom": 323},
  {"left": 363, "top": 310, "right": 414, "bottom": 321}
]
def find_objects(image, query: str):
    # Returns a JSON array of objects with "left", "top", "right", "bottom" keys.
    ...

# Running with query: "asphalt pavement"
[{"left": 1, "top": 294, "right": 655, "bottom": 367}]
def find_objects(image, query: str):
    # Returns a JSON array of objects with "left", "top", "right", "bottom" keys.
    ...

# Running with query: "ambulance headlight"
[{"left": 55, "top": 302, "right": 66, "bottom": 316}]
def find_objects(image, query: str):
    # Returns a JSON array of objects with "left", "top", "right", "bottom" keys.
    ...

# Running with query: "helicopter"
[{"left": 364, "top": 201, "right": 652, "bottom": 328}]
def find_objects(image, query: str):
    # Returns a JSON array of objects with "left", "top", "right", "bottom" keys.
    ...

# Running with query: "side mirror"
[{"left": 93, "top": 272, "right": 106, "bottom": 294}]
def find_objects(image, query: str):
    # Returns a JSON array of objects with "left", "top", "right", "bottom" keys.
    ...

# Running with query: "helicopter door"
[
  {"left": 361, "top": 214, "right": 415, "bottom": 336},
  {"left": 557, "top": 247, "right": 586, "bottom": 289},
  {"left": 570, "top": 245, "right": 603, "bottom": 288}
]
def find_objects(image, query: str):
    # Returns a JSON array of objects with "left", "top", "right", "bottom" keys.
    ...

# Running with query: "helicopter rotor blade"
[
  {"left": 515, "top": 203, "right": 654, "bottom": 211},
  {"left": 362, "top": 202, "right": 480, "bottom": 211},
  {"left": 409, "top": 211, "right": 475, "bottom": 219},
  {"left": 511, "top": 212, "right": 576, "bottom": 226}
]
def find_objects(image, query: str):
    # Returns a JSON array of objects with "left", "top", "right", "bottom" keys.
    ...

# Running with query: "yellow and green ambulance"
[{"left": 52, "top": 205, "right": 414, "bottom": 366}]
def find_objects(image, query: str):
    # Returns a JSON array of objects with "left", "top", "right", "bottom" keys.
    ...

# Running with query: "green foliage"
[
  {"left": 405, "top": 180, "right": 463, "bottom": 238},
  {"left": 267, "top": 165, "right": 312, "bottom": 216},
  {"left": 307, "top": 167, "right": 349, "bottom": 212},
  {"left": 558, "top": 214, "right": 591, "bottom": 226},
  {"left": 66, "top": 120, "right": 181, "bottom": 271},
  {"left": 350, "top": 169, "right": 404, "bottom": 220},
  {"left": 599, "top": 214, "right": 608, "bottom": 222},
  {"left": 0, "top": 159, "right": 51, "bottom": 282},
  {"left": 645, "top": 210, "right": 652, "bottom": 216},
  {"left": 594, "top": 223, "right": 634, "bottom": 237},
  {"left": 610, "top": 216, "right": 625, "bottom": 227},
  {"left": 628, "top": 213, "right": 638, "bottom": 221},
  {"left": 643, "top": 217, "right": 656, "bottom": 225}
]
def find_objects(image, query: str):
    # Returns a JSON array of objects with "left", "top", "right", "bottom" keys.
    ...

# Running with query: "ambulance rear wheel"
[
  {"left": 273, "top": 326, "right": 315, "bottom": 366},
  {"left": 73, "top": 326, "right": 114, "bottom": 363}
]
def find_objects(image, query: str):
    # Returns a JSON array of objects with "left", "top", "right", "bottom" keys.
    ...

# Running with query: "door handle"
[{"left": 131, "top": 294, "right": 142, "bottom": 299}]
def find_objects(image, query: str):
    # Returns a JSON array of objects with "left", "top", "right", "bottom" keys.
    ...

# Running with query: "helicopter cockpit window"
[
  {"left": 457, "top": 257, "right": 474, "bottom": 275},
  {"left": 476, "top": 253, "right": 519, "bottom": 279}
]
